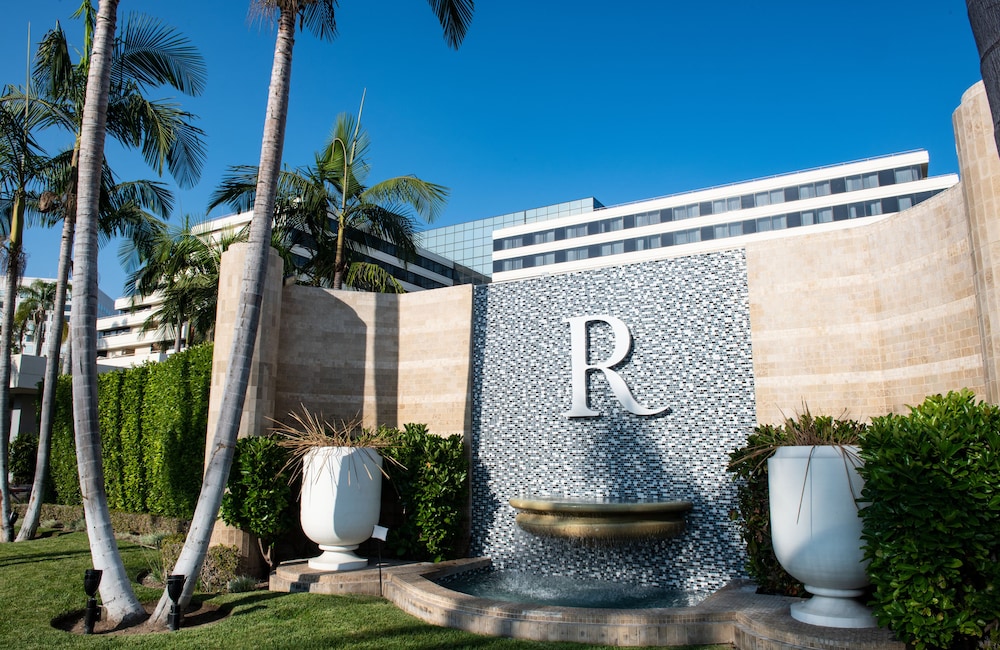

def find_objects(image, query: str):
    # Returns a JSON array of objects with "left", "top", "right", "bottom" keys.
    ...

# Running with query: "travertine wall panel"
[
  {"left": 272, "top": 284, "right": 473, "bottom": 437},
  {"left": 956, "top": 82, "right": 1000, "bottom": 402},
  {"left": 206, "top": 244, "right": 284, "bottom": 444},
  {"left": 747, "top": 182, "right": 985, "bottom": 425}
]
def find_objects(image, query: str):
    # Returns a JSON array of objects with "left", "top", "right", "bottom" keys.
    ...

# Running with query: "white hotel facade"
[{"left": 487, "top": 151, "right": 956, "bottom": 282}]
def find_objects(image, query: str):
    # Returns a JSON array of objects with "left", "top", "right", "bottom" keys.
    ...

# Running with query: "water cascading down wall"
[{"left": 469, "top": 250, "right": 755, "bottom": 591}]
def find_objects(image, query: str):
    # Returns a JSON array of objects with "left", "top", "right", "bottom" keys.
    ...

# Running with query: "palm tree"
[
  {"left": 15, "top": 279, "right": 58, "bottom": 356},
  {"left": 211, "top": 105, "right": 447, "bottom": 291},
  {"left": 69, "top": 0, "right": 149, "bottom": 626},
  {"left": 0, "top": 99, "right": 47, "bottom": 543},
  {"left": 151, "top": 0, "right": 474, "bottom": 627},
  {"left": 14, "top": 169, "right": 169, "bottom": 545},
  {"left": 968, "top": 1, "right": 1000, "bottom": 156},
  {"left": 122, "top": 216, "right": 248, "bottom": 351},
  {"left": 10, "top": 0, "right": 204, "bottom": 547}
]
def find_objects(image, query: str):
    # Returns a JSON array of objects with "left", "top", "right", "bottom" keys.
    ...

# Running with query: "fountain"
[{"left": 508, "top": 496, "right": 693, "bottom": 541}]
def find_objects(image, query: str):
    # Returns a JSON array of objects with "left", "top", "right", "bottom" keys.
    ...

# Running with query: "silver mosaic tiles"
[{"left": 469, "top": 250, "right": 755, "bottom": 591}]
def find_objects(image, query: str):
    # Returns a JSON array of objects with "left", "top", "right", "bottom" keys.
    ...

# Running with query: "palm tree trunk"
[
  {"left": 72, "top": 0, "right": 144, "bottom": 625},
  {"left": 0, "top": 205, "right": 24, "bottom": 543},
  {"left": 33, "top": 321, "right": 44, "bottom": 357},
  {"left": 969, "top": 0, "right": 1000, "bottom": 156},
  {"left": 150, "top": 5, "right": 296, "bottom": 626},
  {"left": 16, "top": 216, "right": 74, "bottom": 541}
]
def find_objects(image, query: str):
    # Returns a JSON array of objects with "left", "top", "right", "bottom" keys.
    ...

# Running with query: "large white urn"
[
  {"left": 301, "top": 446, "right": 383, "bottom": 571},
  {"left": 768, "top": 445, "right": 875, "bottom": 628}
]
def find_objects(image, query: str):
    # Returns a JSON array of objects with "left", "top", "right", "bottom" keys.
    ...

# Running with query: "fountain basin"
[{"left": 509, "top": 496, "right": 694, "bottom": 541}]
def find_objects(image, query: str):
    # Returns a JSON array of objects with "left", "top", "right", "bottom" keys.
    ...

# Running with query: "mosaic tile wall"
[{"left": 470, "top": 249, "right": 755, "bottom": 591}]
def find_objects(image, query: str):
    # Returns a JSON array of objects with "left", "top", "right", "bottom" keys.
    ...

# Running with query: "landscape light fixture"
[
  {"left": 83, "top": 569, "right": 103, "bottom": 634},
  {"left": 166, "top": 574, "right": 185, "bottom": 631},
  {"left": 372, "top": 525, "right": 389, "bottom": 596}
]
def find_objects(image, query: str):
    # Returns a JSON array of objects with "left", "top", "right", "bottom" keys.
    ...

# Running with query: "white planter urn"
[
  {"left": 300, "top": 446, "right": 383, "bottom": 571},
  {"left": 768, "top": 445, "right": 875, "bottom": 628}
]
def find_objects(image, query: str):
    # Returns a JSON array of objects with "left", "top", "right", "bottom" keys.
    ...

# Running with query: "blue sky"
[{"left": 0, "top": 0, "right": 983, "bottom": 297}]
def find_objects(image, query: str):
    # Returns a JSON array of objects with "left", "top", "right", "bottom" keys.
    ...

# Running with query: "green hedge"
[
  {"left": 382, "top": 423, "right": 468, "bottom": 562},
  {"left": 860, "top": 390, "right": 1000, "bottom": 650},
  {"left": 48, "top": 343, "right": 213, "bottom": 519}
]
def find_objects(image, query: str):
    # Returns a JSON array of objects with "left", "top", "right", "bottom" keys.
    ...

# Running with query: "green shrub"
[
  {"left": 9, "top": 434, "right": 38, "bottom": 484},
  {"left": 160, "top": 533, "right": 239, "bottom": 593},
  {"left": 860, "top": 390, "right": 1000, "bottom": 650},
  {"left": 220, "top": 435, "right": 294, "bottom": 567},
  {"left": 727, "top": 423, "right": 803, "bottom": 596},
  {"left": 382, "top": 423, "right": 468, "bottom": 562},
  {"left": 727, "top": 411, "right": 866, "bottom": 596}
]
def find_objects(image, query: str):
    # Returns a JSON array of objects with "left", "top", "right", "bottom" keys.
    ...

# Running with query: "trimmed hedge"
[
  {"left": 48, "top": 343, "right": 213, "bottom": 518},
  {"left": 11, "top": 503, "right": 188, "bottom": 535},
  {"left": 382, "top": 423, "right": 468, "bottom": 562},
  {"left": 860, "top": 390, "right": 1000, "bottom": 650}
]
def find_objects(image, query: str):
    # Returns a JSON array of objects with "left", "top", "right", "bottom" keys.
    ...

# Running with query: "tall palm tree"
[
  {"left": 14, "top": 168, "right": 169, "bottom": 544},
  {"left": 15, "top": 279, "right": 58, "bottom": 356},
  {"left": 0, "top": 99, "right": 47, "bottom": 543},
  {"left": 211, "top": 106, "right": 447, "bottom": 291},
  {"left": 151, "top": 0, "right": 474, "bottom": 626},
  {"left": 122, "top": 216, "right": 248, "bottom": 351},
  {"left": 969, "top": 1, "right": 1000, "bottom": 156},
  {"left": 69, "top": 0, "right": 149, "bottom": 626},
  {"left": 10, "top": 1, "right": 204, "bottom": 547}
]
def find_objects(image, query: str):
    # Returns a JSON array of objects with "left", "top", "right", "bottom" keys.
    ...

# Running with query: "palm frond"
[
  {"left": 426, "top": 0, "right": 474, "bottom": 49},
  {"left": 344, "top": 261, "right": 406, "bottom": 294},
  {"left": 114, "top": 13, "right": 207, "bottom": 96}
]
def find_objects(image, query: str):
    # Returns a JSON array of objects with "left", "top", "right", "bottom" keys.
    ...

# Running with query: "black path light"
[
  {"left": 83, "top": 569, "right": 102, "bottom": 634},
  {"left": 372, "top": 525, "right": 389, "bottom": 596},
  {"left": 166, "top": 574, "right": 185, "bottom": 631}
]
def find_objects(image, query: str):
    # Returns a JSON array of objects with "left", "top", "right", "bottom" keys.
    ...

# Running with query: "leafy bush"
[
  {"left": 220, "top": 435, "right": 294, "bottom": 567},
  {"left": 160, "top": 533, "right": 239, "bottom": 593},
  {"left": 727, "top": 423, "right": 803, "bottom": 596},
  {"left": 860, "top": 390, "right": 1000, "bottom": 650},
  {"left": 727, "top": 411, "right": 866, "bottom": 596},
  {"left": 382, "top": 423, "right": 468, "bottom": 562},
  {"left": 9, "top": 434, "right": 38, "bottom": 484}
]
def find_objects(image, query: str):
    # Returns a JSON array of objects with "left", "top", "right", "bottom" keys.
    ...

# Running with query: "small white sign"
[{"left": 371, "top": 525, "right": 389, "bottom": 541}]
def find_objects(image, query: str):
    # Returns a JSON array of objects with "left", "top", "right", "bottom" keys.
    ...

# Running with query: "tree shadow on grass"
[{"left": 0, "top": 546, "right": 93, "bottom": 569}]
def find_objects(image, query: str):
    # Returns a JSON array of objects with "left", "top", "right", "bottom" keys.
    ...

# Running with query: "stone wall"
[
  {"left": 271, "top": 284, "right": 474, "bottom": 436},
  {"left": 746, "top": 185, "right": 984, "bottom": 425}
]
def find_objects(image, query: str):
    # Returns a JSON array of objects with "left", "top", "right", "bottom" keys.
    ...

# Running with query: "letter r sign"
[{"left": 563, "top": 314, "right": 668, "bottom": 418}]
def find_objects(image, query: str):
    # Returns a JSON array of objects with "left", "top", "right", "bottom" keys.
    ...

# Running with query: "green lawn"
[{"left": 0, "top": 532, "right": 731, "bottom": 649}]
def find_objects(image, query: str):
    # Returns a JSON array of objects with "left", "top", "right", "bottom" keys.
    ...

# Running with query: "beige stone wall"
[
  {"left": 272, "top": 284, "right": 474, "bottom": 437},
  {"left": 205, "top": 243, "right": 284, "bottom": 444},
  {"left": 747, "top": 186, "right": 985, "bottom": 425},
  {"left": 955, "top": 82, "right": 1000, "bottom": 404}
]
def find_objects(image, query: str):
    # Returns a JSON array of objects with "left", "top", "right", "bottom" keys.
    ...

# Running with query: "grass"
[{"left": 0, "top": 531, "right": 731, "bottom": 650}]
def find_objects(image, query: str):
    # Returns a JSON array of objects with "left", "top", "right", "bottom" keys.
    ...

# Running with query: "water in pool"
[{"left": 440, "top": 569, "right": 709, "bottom": 609}]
